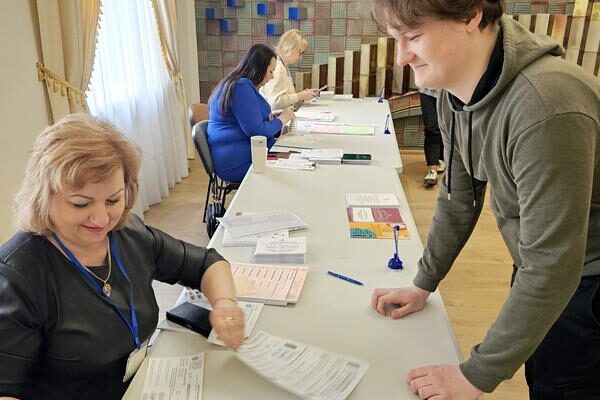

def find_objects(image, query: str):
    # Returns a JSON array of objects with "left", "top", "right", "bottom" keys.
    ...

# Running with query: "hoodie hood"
[
  {"left": 458, "top": 15, "right": 565, "bottom": 112},
  {"left": 440, "top": 16, "right": 566, "bottom": 205}
]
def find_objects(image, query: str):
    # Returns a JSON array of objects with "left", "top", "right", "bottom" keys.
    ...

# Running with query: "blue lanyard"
[{"left": 53, "top": 233, "right": 141, "bottom": 349}]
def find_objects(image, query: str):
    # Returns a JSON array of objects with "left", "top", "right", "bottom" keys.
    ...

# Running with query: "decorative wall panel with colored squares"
[{"left": 195, "top": 0, "right": 599, "bottom": 122}]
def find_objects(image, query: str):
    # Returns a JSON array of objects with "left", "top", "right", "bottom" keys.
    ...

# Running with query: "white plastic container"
[{"left": 251, "top": 136, "right": 267, "bottom": 173}]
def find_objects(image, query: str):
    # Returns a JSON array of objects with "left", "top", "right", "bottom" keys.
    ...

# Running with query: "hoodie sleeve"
[
  {"left": 414, "top": 131, "right": 487, "bottom": 292},
  {"left": 460, "top": 113, "right": 597, "bottom": 392}
]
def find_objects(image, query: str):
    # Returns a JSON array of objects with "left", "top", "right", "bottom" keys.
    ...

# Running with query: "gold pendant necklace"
[{"left": 81, "top": 241, "right": 112, "bottom": 297}]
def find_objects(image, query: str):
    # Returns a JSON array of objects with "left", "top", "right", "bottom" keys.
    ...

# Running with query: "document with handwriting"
[{"left": 236, "top": 331, "right": 369, "bottom": 400}]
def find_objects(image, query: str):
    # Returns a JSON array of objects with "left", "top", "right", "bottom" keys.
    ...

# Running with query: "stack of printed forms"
[
  {"left": 253, "top": 236, "right": 307, "bottom": 264},
  {"left": 298, "top": 148, "right": 344, "bottom": 165},
  {"left": 223, "top": 228, "right": 289, "bottom": 247},
  {"left": 218, "top": 210, "right": 307, "bottom": 238},
  {"left": 294, "top": 110, "right": 335, "bottom": 122}
]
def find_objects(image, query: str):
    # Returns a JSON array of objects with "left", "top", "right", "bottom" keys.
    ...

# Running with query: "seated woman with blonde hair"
[
  {"left": 0, "top": 114, "right": 244, "bottom": 400},
  {"left": 260, "top": 29, "right": 318, "bottom": 110}
]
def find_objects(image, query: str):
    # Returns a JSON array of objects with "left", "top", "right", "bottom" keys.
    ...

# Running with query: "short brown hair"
[
  {"left": 371, "top": 0, "right": 504, "bottom": 32},
  {"left": 15, "top": 113, "right": 141, "bottom": 235}
]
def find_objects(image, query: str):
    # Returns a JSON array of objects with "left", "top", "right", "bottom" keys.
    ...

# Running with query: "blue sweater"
[{"left": 208, "top": 78, "right": 282, "bottom": 182}]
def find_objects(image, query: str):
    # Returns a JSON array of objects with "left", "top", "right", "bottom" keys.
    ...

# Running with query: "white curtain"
[{"left": 87, "top": 0, "right": 188, "bottom": 216}]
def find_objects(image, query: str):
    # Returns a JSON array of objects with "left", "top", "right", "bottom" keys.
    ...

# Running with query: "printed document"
[
  {"left": 218, "top": 210, "right": 307, "bottom": 238},
  {"left": 345, "top": 193, "right": 400, "bottom": 207},
  {"left": 236, "top": 331, "right": 369, "bottom": 400},
  {"left": 295, "top": 110, "right": 335, "bottom": 122},
  {"left": 232, "top": 262, "right": 308, "bottom": 305},
  {"left": 207, "top": 302, "right": 264, "bottom": 346},
  {"left": 141, "top": 354, "right": 204, "bottom": 400},
  {"left": 158, "top": 294, "right": 263, "bottom": 343},
  {"left": 223, "top": 228, "right": 289, "bottom": 247}
]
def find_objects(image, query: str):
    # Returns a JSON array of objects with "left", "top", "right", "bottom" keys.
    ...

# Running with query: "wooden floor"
[{"left": 144, "top": 150, "right": 527, "bottom": 399}]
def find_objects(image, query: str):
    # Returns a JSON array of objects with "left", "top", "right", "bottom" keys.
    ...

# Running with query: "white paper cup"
[{"left": 251, "top": 136, "right": 267, "bottom": 173}]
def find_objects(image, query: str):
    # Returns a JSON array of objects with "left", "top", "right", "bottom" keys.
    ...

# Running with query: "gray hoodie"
[{"left": 414, "top": 16, "right": 600, "bottom": 392}]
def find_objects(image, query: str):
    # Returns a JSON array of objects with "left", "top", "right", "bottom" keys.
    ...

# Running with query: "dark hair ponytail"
[{"left": 210, "top": 44, "right": 276, "bottom": 115}]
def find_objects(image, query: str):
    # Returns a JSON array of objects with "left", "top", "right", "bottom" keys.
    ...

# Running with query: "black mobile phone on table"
[
  {"left": 342, "top": 153, "right": 372, "bottom": 165},
  {"left": 166, "top": 302, "right": 212, "bottom": 337}
]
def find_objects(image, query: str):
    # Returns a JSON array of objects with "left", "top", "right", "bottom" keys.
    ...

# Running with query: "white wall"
[{"left": 0, "top": 0, "right": 51, "bottom": 242}]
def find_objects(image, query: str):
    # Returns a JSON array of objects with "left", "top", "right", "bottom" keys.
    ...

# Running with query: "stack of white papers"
[
  {"left": 223, "top": 229, "right": 289, "bottom": 247},
  {"left": 334, "top": 94, "right": 353, "bottom": 101},
  {"left": 272, "top": 158, "right": 316, "bottom": 171},
  {"left": 299, "top": 148, "right": 344, "bottom": 165},
  {"left": 253, "top": 237, "right": 307, "bottom": 264},
  {"left": 218, "top": 210, "right": 307, "bottom": 238},
  {"left": 236, "top": 331, "right": 369, "bottom": 400},
  {"left": 295, "top": 110, "right": 335, "bottom": 122}
]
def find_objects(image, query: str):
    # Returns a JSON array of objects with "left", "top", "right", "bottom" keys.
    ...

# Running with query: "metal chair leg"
[{"left": 203, "top": 178, "right": 213, "bottom": 223}]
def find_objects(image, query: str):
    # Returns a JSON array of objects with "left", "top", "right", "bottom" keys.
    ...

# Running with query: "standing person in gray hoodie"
[{"left": 370, "top": 1, "right": 600, "bottom": 399}]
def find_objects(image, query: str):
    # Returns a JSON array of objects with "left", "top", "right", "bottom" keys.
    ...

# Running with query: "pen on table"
[
  {"left": 377, "top": 85, "right": 385, "bottom": 103},
  {"left": 327, "top": 271, "right": 364, "bottom": 286},
  {"left": 383, "top": 114, "right": 391, "bottom": 134}
]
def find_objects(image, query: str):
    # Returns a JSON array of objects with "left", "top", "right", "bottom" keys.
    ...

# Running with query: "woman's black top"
[{"left": 0, "top": 215, "right": 225, "bottom": 399}]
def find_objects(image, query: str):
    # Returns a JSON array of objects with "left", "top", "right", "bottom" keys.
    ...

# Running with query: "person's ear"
[{"left": 465, "top": 8, "right": 483, "bottom": 33}]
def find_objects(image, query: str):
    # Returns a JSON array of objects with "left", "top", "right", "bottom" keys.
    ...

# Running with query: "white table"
[
  {"left": 124, "top": 166, "right": 461, "bottom": 400},
  {"left": 274, "top": 98, "right": 403, "bottom": 172}
]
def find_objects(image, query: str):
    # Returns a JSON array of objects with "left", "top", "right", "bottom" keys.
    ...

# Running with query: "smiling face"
[
  {"left": 388, "top": 19, "right": 473, "bottom": 90},
  {"left": 48, "top": 168, "right": 126, "bottom": 253}
]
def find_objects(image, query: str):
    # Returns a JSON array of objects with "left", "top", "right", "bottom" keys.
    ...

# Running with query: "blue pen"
[
  {"left": 327, "top": 270, "right": 364, "bottom": 286},
  {"left": 377, "top": 85, "right": 385, "bottom": 103},
  {"left": 383, "top": 114, "right": 391, "bottom": 134}
]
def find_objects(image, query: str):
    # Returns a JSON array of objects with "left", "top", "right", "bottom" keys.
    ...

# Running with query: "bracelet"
[{"left": 213, "top": 296, "right": 237, "bottom": 305}]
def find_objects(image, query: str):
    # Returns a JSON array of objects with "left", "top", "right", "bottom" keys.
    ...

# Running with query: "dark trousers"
[
  {"left": 511, "top": 268, "right": 600, "bottom": 399},
  {"left": 419, "top": 92, "right": 443, "bottom": 166}
]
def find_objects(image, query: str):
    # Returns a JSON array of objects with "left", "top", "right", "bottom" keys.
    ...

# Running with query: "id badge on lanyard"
[{"left": 53, "top": 233, "right": 147, "bottom": 380}]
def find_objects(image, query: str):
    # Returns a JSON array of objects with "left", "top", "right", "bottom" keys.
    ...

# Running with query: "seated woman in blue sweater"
[{"left": 208, "top": 44, "right": 295, "bottom": 182}]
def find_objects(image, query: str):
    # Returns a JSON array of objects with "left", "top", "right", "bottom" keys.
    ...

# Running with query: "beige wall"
[{"left": 0, "top": 0, "right": 52, "bottom": 243}]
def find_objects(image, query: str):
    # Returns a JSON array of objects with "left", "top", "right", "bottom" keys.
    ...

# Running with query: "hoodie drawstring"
[
  {"left": 467, "top": 111, "right": 477, "bottom": 207},
  {"left": 446, "top": 111, "right": 477, "bottom": 208},
  {"left": 447, "top": 114, "right": 455, "bottom": 200}
]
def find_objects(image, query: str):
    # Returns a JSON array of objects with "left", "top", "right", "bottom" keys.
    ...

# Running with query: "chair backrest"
[
  {"left": 192, "top": 120, "right": 216, "bottom": 177},
  {"left": 189, "top": 103, "right": 209, "bottom": 127}
]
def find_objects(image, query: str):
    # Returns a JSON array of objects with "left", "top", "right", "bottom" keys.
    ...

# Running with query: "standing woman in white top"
[{"left": 260, "top": 29, "right": 318, "bottom": 110}]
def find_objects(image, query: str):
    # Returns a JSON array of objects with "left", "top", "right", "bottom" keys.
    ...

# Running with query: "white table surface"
[
  {"left": 124, "top": 166, "right": 461, "bottom": 400},
  {"left": 275, "top": 98, "right": 403, "bottom": 172}
]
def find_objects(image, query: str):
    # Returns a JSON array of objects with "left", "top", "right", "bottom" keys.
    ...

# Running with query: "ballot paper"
[
  {"left": 141, "top": 353, "right": 204, "bottom": 400},
  {"left": 158, "top": 294, "right": 263, "bottom": 344},
  {"left": 207, "top": 302, "right": 264, "bottom": 346},
  {"left": 294, "top": 110, "right": 335, "bottom": 122},
  {"left": 272, "top": 159, "right": 316, "bottom": 171},
  {"left": 231, "top": 262, "right": 308, "bottom": 306},
  {"left": 218, "top": 210, "right": 307, "bottom": 238},
  {"left": 345, "top": 193, "right": 400, "bottom": 207},
  {"left": 222, "top": 228, "right": 289, "bottom": 247},
  {"left": 236, "top": 331, "right": 369, "bottom": 400},
  {"left": 253, "top": 237, "right": 307, "bottom": 264}
]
